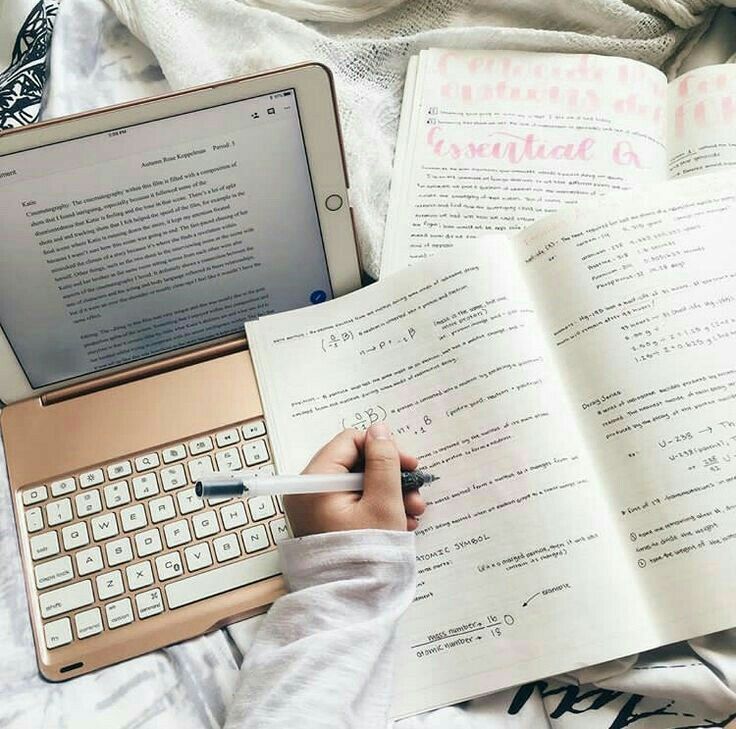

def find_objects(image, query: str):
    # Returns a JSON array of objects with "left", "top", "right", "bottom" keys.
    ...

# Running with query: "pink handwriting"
[
  {"left": 440, "top": 80, "right": 600, "bottom": 111},
  {"left": 612, "top": 140, "right": 642, "bottom": 167},
  {"left": 673, "top": 95, "right": 736, "bottom": 137}
]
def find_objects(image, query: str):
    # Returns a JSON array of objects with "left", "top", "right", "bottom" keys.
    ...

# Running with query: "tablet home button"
[{"left": 325, "top": 194, "right": 343, "bottom": 211}]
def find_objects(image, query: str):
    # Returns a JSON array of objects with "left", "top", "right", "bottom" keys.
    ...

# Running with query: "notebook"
[
  {"left": 381, "top": 49, "right": 736, "bottom": 275},
  {"left": 245, "top": 170, "right": 736, "bottom": 717}
]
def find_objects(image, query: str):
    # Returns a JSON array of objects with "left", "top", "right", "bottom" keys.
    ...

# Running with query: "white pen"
[{"left": 195, "top": 470, "right": 439, "bottom": 499}]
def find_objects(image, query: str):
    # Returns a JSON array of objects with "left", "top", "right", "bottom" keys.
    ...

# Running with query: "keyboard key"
[
  {"left": 22, "top": 485, "right": 47, "bottom": 506},
  {"left": 161, "top": 465, "right": 186, "bottom": 491},
  {"left": 155, "top": 552, "right": 184, "bottom": 581},
  {"left": 106, "top": 597, "right": 134, "bottom": 629},
  {"left": 260, "top": 464, "right": 276, "bottom": 477},
  {"left": 96, "top": 570, "right": 124, "bottom": 600},
  {"left": 270, "top": 518, "right": 290, "bottom": 544},
  {"left": 104, "top": 481, "right": 131, "bottom": 508},
  {"left": 192, "top": 510, "right": 219, "bottom": 539},
  {"left": 39, "top": 579, "right": 93, "bottom": 619},
  {"left": 188, "top": 436, "right": 213, "bottom": 455},
  {"left": 162, "top": 444, "right": 186, "bottom": 463},
  {"left": 136, "top": 588, "right": 164, "bottom": 619},
  {"left": 275, "top": 494, "right": 284, "bottom": 513},
  {"left": 187, "top": 456, "right": 214, "bottom": 482},
  {"left": 166, "top": 550, "right": 281, "bottom": 609},
  {"left": 242, "top": 525, "right": 269, "bottom": 553},
  {"left": 135, "top": 452, "right": 160, "bottom": 471},
  {"left": 132, "top": 473, "right": 159, "bottom": 499},
  {"left": 242, "top": 420, "right": 266, "bottom": 440},
  {"left": 220, "top": 502, "right": 247, "bottom": 530},
  {"left": 44, "top": 617, "right": 73, "bottom": 649},
  {"left": 126, "top": 560, "right": 154, "bottom": 591},
  {"left": 91, "top": 513, "right": 119, "bottom": 541},
  {"left": 46, "top": 499, "right": 73, "bottom": 526},
  {"left": 243, "top": 439, "right": 269, "bottom": 466},
  {"left": 248, "top": 495, "right": 276, "bottom": 522},
  {"left": 34, "top": 555, "right": 73, "bottom": 589},
  {"left": 164, "top": 519, "right": 191, "bottom": 548},
  {"left": 106, "top": 537, "right": 133, "bottom": 566},
  {"left": 62, "top": 522, "right": 89, "bottom": 550},
  {"left": 216, "top": 447, "right": 242, "bottom": 472},
  {"left": 107, "top": 460, "right": 132, "bottom": 480},
  {"left": 50, "top": 478, "right": 76, "bottom": 497},
  {"left": 215, "top": 428, "right": 240, "bottom": 447},
  {"left": 135, "top": 529, "right": 162, "bottom": 557},
  {"left": 214, "top": 534, "right": 241, "bottom": 562},
  {"left": 76, "top": 546, "right": 103, "bottom": 576},
  {"left": 75, "top": 607, "right": 103, "bottom": 639},
  {"left": 149, "top": 495, "right": 175, "bottom": 523},
  {"left": 176, "top": 488, "right": 202, "bottom": 515},
  {"left": 121, "top": 504, "right": 147, "bottom": 532},
  {"left": 25, "top": 507, "right": 43, "bottom": 533},
  {"left": 184, "top": 543, "right": 213, "bottom": 572},
  {"left": 80, "top": 469, "right": 104, "bottom": 488},
  {"left": 30, "top": 531, "right": 59, "bottom": 560},
  {"left": 75, "top": 489, "right": 102, "bottom": 517}
]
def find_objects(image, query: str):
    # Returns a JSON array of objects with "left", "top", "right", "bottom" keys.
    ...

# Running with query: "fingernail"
[{"left": 367, "top": 422, "right": 391, "bottom": 440}]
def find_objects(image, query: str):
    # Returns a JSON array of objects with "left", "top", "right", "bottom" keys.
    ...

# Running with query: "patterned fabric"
[{"left": 0, "top": 0, "right": 59, "bottom": 129}]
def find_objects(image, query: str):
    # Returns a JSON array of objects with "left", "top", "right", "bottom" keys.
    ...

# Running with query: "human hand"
[{"left": 283, "top": 423, "right": 427, "bottom": 537}]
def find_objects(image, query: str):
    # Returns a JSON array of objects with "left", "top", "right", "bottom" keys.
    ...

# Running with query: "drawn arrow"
[{"left": 522, "top": 591, "right": 541, "bottom": 607}]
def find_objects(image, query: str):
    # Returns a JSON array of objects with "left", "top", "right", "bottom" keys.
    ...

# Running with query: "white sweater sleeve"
[{"left": 223, "top": 529, "right": 417, "bottom": 729}]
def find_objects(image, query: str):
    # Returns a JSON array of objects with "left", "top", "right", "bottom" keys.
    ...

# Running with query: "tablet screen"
[{"left": 0, "top": 89, "right": 334, "bottom": 388}]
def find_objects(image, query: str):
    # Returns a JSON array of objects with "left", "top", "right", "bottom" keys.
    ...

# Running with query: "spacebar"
[{"left": 165, "top": 551, "right": 282, "bottom": 609}]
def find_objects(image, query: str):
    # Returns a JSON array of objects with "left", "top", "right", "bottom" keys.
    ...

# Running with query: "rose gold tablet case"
[{"left": 0, "top": 65, "right": 357, "bottom": 681}]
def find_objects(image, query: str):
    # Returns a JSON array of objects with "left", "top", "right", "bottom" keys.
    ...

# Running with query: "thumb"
[{"left": 361, "top": 422, "right": 402, "bottom": 506}]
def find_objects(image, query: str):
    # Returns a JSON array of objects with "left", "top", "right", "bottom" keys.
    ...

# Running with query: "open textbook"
[
  {"left": 246, "top": 171, "right": 736, "bottom": 718},
  {"left": 381, "top": 49, "right": 736, "bottom": 275}
]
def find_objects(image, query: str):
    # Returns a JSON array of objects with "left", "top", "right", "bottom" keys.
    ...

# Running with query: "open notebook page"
[
  {"left": 247, "top": 241, "right": 660, "bottom": 718},
  {"left": 381, "top": 49, "right": 668, "bottom": 275},
  {"left": 519, "top": 171, "right": 736, "bottom": 644}
]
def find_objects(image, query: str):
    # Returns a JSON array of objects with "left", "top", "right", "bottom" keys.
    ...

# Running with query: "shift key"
[{"left": 39, "top": 579, "right": 94, "bottom": 619}]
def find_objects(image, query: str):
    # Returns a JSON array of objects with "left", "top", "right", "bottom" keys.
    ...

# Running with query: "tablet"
[{"left": 0, "top": 63, "right": 361, "bottom": 403}]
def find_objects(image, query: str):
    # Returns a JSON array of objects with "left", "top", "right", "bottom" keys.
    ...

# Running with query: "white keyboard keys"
[
  {"left": 96, "top": 570, "right": 124, "bottom": 600},
  {"left": 188, "top": 436, "right": 213, "bottom": 455},
  {"left": 187, "top": 456, "right": 214, "bottom": 482},
  {"left": 106, "top": 537, "right": 133, "bottom": 566},
  {"left": 243, "top": 439, "right": 269, "bottom": 466},
  {"left": 80, "top": 469, "right": 104, "bottom": 488},
  {"left": 106, "top": 597, "right": 134, "bottom": 628},
  {"left": 91, "top": 513, "right": 119, "bottom": 541},
  {"left": 177, "top": 488, "right": 202, "bottom": 515},
  {"left": 30, "top": 531, "right": 59, "bottom": 560},
  {"left": 46, "top": 498, "right": 73, "bottom": 526},
  {"left": 104, "top": 481, "right": 131, "bottom": 508},
  {"left": 192, "top": 510, "right": 219, "bottom": 538},
  {"left": 216, "top": 428, "right": 240, "bottom": 447},
  {"left": 135, "top": 452, "right": 160, "bottom": 471},
  {"left": 150, "top": 495, "right": 175, "bottom": 523},
  {"left": 44, "top": 617, "right": 73, "bottom": 649},
  {"left": 75, "top": 489, "right": 102, "bottom": 517},
  {"left": 62, "top": 522, "right": 89, "bottom": 550},
  {"left": 126, "top": 560, "right": 154, "bottom": 591},
  {"left": 164, "top": 520, "right": 191, "bottom": 548},
  {"left": 161, "top": 465, "right": 186, "bottom": 491},
  {"left": 166, "top": 550, "right": 281, "bottom": 609},
  {"left": 214, "top": 534, "right": 241, "bottom": 562},
  {"left": 260, "top": 464, "right": 276, "bottom": 477},
  {"left": 132, "top": 473, "right": 159, "bottom": 499},
  {"left": 76, "top": 546, "right": 103, "bottom": 576},
  {"left": 135, "top": 529, "right": 162, "bottom": 557},
  {"left": 121, "top": 504, "right": 147, "bottom": 532},
  {"left": 22, "top": 485, "right": 47, "bottom": 506},
  {"left": 25, "top": 507, "right": 43, "bottom": 533},
  {"left": 184, "top": 543, "right": 213, "bottom": 572},
  {"left": 50, "top": 478, "right": 76, "bottom": 497},
  {"left": 162, "top": 444, "right": 186, "bottom": 463},
  {"left": 242, "top": 420, "right": 266, "bottom": 440},
  {"left": 248, "top": 495, "right": 276, "bottom": 522},
  {"left": 242, "top": 525, "right": 270, "bottom": 553},
  {"left": 155, "top": 551, "right": 184, "bottom": 581},
  {"left": 34, "top": 555, "right": 73, "bottom": 589},
  {"left": 75, "top": 607, "right": 103, "bottom": 639},
  {"left": 107, "top": 460, "right": 132, "bottom": 480},
  {"left": 39, "top": 579, "right": 93, "bottom": 618},
  {"left": 136, "top": 588, "right": 164, "bottom": 619},
  {"left": 220, "top": 502, "right": 247, "bottom": 530},
  {"left": 270, "top": 518, "right": 290, "bottom": 544},
  {"left": 216, "top": 447, "right": 243, "bottom": 472}
]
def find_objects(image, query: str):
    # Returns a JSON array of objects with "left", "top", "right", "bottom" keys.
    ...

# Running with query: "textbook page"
[
  {"left": 518, "top": 171, "right": 736, "bottom": 644},
  {"left": 381, "top": 49, "right": 668, "bottom": 275},
  {"left": 667, "top": 64, "right": 736, "bottom": 178},
  {"left": 247, "top": 242, "right": 658, "bottom": 718}
]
